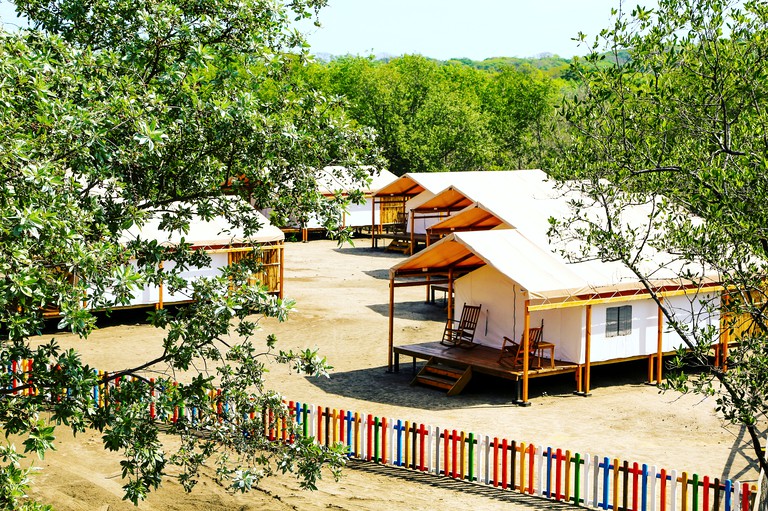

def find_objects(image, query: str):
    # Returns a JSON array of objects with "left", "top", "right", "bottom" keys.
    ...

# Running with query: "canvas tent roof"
[
  {"left": 426, "top": 169, "right": 572, "bottom": 246},
  {"left": 374, "top": 172, "right": 467, "bottom": 197},
  {"left": 428, "top": 204, "right": 506, "bottom": 233},
  {"left": 122, "top": 199, "right": 284, "bottom": 248},
  {"left": 316, "top": 166, "right": 398, "bottom": 196},
  {"left": 412, "top": 187, "right": 474, "bottom": 212},
  {"left": 392, "top": 230, "right": 592, "bottom": 301},
  {"left": 377, "top": 169, "right": 551, "bottom": 199},
  {"left": 392, "top": 229, "right": 718, "bottom": 304}
]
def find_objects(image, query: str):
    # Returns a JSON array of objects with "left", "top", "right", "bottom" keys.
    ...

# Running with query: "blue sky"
[
  {"left": 303, "top": 0, "right": 624, "bottom": 60},
  {"left": 1, "top": 0, "right": 629, "bottom": 59}
]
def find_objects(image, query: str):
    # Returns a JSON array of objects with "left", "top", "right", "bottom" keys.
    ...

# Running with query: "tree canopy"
[
  {"left": 0, "top": 0, "right": 382, "bottom": 507},
  {"left": 551, "top": 0, "right": 768, "bottom": 476},
  {"left": 302, "top": 54, "right": 560, "bottom": 175}
]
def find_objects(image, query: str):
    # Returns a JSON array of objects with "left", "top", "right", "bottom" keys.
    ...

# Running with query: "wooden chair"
[
  {"left": 440, "top": 303, "right": 482, "bottom": 349},
  {"left": 498, "top": 320, "right": 553, "bottom": 368}
]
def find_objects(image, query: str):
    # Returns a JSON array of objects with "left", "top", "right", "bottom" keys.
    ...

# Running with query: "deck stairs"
[
  {"left": 386, "top": 239, "right": 411, "bottom": 253},
  {"left": 411, "top": 358, "right": 472, "bottom": 396}
]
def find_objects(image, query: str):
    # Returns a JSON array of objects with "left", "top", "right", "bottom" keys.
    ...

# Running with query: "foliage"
[
  {"left": 0, "top": 0, "right": 382, "bottom": 507},
  {"left": 551, "top": 0, "right": 768, "bottom": 474},
  {"left": 304, "top": 54, "right": 559, "bottom": 175}
]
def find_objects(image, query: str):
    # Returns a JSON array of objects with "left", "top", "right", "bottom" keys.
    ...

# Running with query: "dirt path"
[{"left": 29, "top": 239, "right": 760, "bottom": 510}]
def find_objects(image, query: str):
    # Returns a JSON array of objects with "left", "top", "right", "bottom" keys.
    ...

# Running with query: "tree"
[
  {"left": 316, "top": 55, "right": 562, "bottom": 174},
  {"left": 318, "top": 55, "right": 496, "bottom": 174},
  {"left": 551, "top": 0, "right": 768, "bottom": 477},
  {"left": 481, "top": 66, "right": 556, "bottom": 169},
  {"left": 0, "top": 0, "right": 382, "bottom": 507}
]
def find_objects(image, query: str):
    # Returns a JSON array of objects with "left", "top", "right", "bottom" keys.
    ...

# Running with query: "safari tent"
[
  {"left": 279, "top": 166, "right": 398, "bottom": 242},
  {"left": 371, "top": 170, "right": 534, "bottom": 252},
  {"left": 370, "top": 172, "right": 463, "bottom": 250},
  {"left": 116, "top": 202, "right": 285, "bottom": 309},
  {"left": 386, "top": 171, "right": 724, "bottom": 403}
]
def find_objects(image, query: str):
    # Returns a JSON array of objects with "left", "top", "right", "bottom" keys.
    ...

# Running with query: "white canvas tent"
[
  {"left": 113, "top": 200, "right": 285, "bottom": 308},
  {"left": 387, "top": 171, "right": 724, "bottom": 403},
  {"left": 275, "top": 166, "right": 398, "bottom": 241},
  {"left": 373, "top": 170, "right": 543, "bottom": 252},
  {"left": 371, "top": 172, "right": 463, "bottom": 248}
]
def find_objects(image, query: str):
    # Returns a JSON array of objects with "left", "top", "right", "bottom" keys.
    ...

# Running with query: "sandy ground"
[{"left": 27, "top": 239, "right": 762, "bottom": 510}]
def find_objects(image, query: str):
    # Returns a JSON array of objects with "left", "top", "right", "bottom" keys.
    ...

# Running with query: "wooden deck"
[
  {"left": 372, "top": 232, "right": 427, "bottom": 249},
  {"left": 393, "top": 341, "right": 579, "bottom": 381}
]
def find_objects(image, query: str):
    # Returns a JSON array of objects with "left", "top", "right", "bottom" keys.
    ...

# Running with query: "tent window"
[{"left": 606, "top": 305, "right": 632, "bottom": 337}]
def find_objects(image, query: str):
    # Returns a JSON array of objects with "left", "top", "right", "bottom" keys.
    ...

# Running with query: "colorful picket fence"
[
  {"left": 6, "top": 359, "right": 757, "bottom": 511},
  {"left": 279, "top": 403, "right": 756, "bottom": 511}
]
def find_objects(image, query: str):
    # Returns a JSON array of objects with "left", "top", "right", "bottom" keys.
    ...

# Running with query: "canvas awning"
[
  {"left": 391, "top": 229, "right": 720, "bottom": 304},
  {"left": 429, "top": 204, "right": 506, "bottom": 233},
  {"left": 391, "top": 230, "right": 592, "bottom": 301},
  {"left": 411, "top": 187, "right": 474, "bottom": 213},
  {"left": 374, "top": 172, "right": 485, "bottom": 198}
]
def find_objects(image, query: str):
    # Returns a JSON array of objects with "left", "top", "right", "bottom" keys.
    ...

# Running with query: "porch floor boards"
[{"left": 393, "top": 342, "right": 579, "bottom": 381}]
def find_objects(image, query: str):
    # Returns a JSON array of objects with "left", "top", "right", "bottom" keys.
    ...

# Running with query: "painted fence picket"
[
  {"left": 425, "top": 424, "right": 433, "bottom": 473},
  {"left": 582, "top": 452, "right": 591, "bottom": 507},
  {"left": 670, "top": 469, "right": 678, "bottom": 511},
  {"left": 537, "top": 445, "right": 545, "bottom": 497}
]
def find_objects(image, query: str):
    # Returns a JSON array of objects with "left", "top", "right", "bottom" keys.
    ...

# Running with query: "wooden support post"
[
  {"left": 521, "top": 300, "right": 531, "bottom": 405},
  {"left": 409, "top": 210, "right": 416, "bottom": 255},
  {"left": 648, "top": 355, "right": 654, "bottom": 384},
  {"left": 447, "top": 267, "right": 454, "bottom": 323},
  {"left": 576, "top": 364, "right": 583, "bottom": 394},
  {"left": 388, "top": 274, "right": 395, "bottom": 373},
  {"left": 584, "top": 304, "right": 592, "bottom": 395},
  {"left": 656, "top": 300, "right": 663, "bottom": 384},
  {"left": 425, "top": 230, "right": 431, "bottom": 302},
  {"left": 157, "top": 261, "right": 164, "bottom": 310},
  {"left": 278, "top": 243, "right": 284, "bottom": 299},
  {"left": 371, "top": 196, "right": 376, "bottom": 248},
  {"left": 721, "top": 309, "right": 729, "bottom": 371}
]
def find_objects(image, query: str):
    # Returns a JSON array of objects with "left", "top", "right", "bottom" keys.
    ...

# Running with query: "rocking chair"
[
  {"left": 440, "top": 303, "right": 482, "bottom": 349},
  {"left": 498, "top": 319, "right": 545, "bottom": 367}
]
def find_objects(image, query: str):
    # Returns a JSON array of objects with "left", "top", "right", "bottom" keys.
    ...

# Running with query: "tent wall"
[
  {"left": 453, "top": 266, "right": 521, "bottom": 349},
  {"left": 536, "top": 307, "right": 584, "bottom": 363},
  {"left": 454, "top": 266, "right": 720, "bottom": 365},
  {"left": 101, "top": 252, "right": 230, "bottom": 309},
  {"left": 110, "top": 260, "right": 160, "bottom": 307},
  {"left": 405, "top": 192, "right": 442, "bottom": 234},
  {"left": 268, "top": 197, "right": 379, "bottom": 230},
  {"left": 454, "top": 266, "right": 583, "bottom": 362},
  {"left": 346, "top": 197, "right": 380, "bottom": 227},
  {"left": 161, "top": 252, "right": 229, "bottom": 304},
  {"left": 586, "top": 293, "right": 720, "bottom": 363}
]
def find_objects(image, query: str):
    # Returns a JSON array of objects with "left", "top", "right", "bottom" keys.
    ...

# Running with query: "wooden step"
[
  {"left": 447, "top": 366, "right": 472, "bottom": 396},
  {"left": 414, "top": 373, "right": 455, "bottom": 390},
  {"left": 411, "top": 358, "right": 473, "bottom": 396},
  {"left": 422, "top": 364, "right": 465, "bottom": 379},
  {"left": 386, "top": 240, "right": 411, "bottom": 253}
]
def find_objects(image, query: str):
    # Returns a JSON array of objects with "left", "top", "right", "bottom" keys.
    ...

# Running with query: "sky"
[
  {"left": 302, "top": 0, "right": 624, "bottom": 60},
  {"left": 0, "top": 0, "right": 630, "bottom": 60}
]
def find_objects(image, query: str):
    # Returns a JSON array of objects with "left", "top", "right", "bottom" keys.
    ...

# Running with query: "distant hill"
[
  {"left": 444, "top": 51, "right": 631, "bottom": 80},
  {"left": 315, "top": 50, "right": 629, "bottom": 80},
  {"left": 311, "top": 51, "right": 631, "bottom": 81}
]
